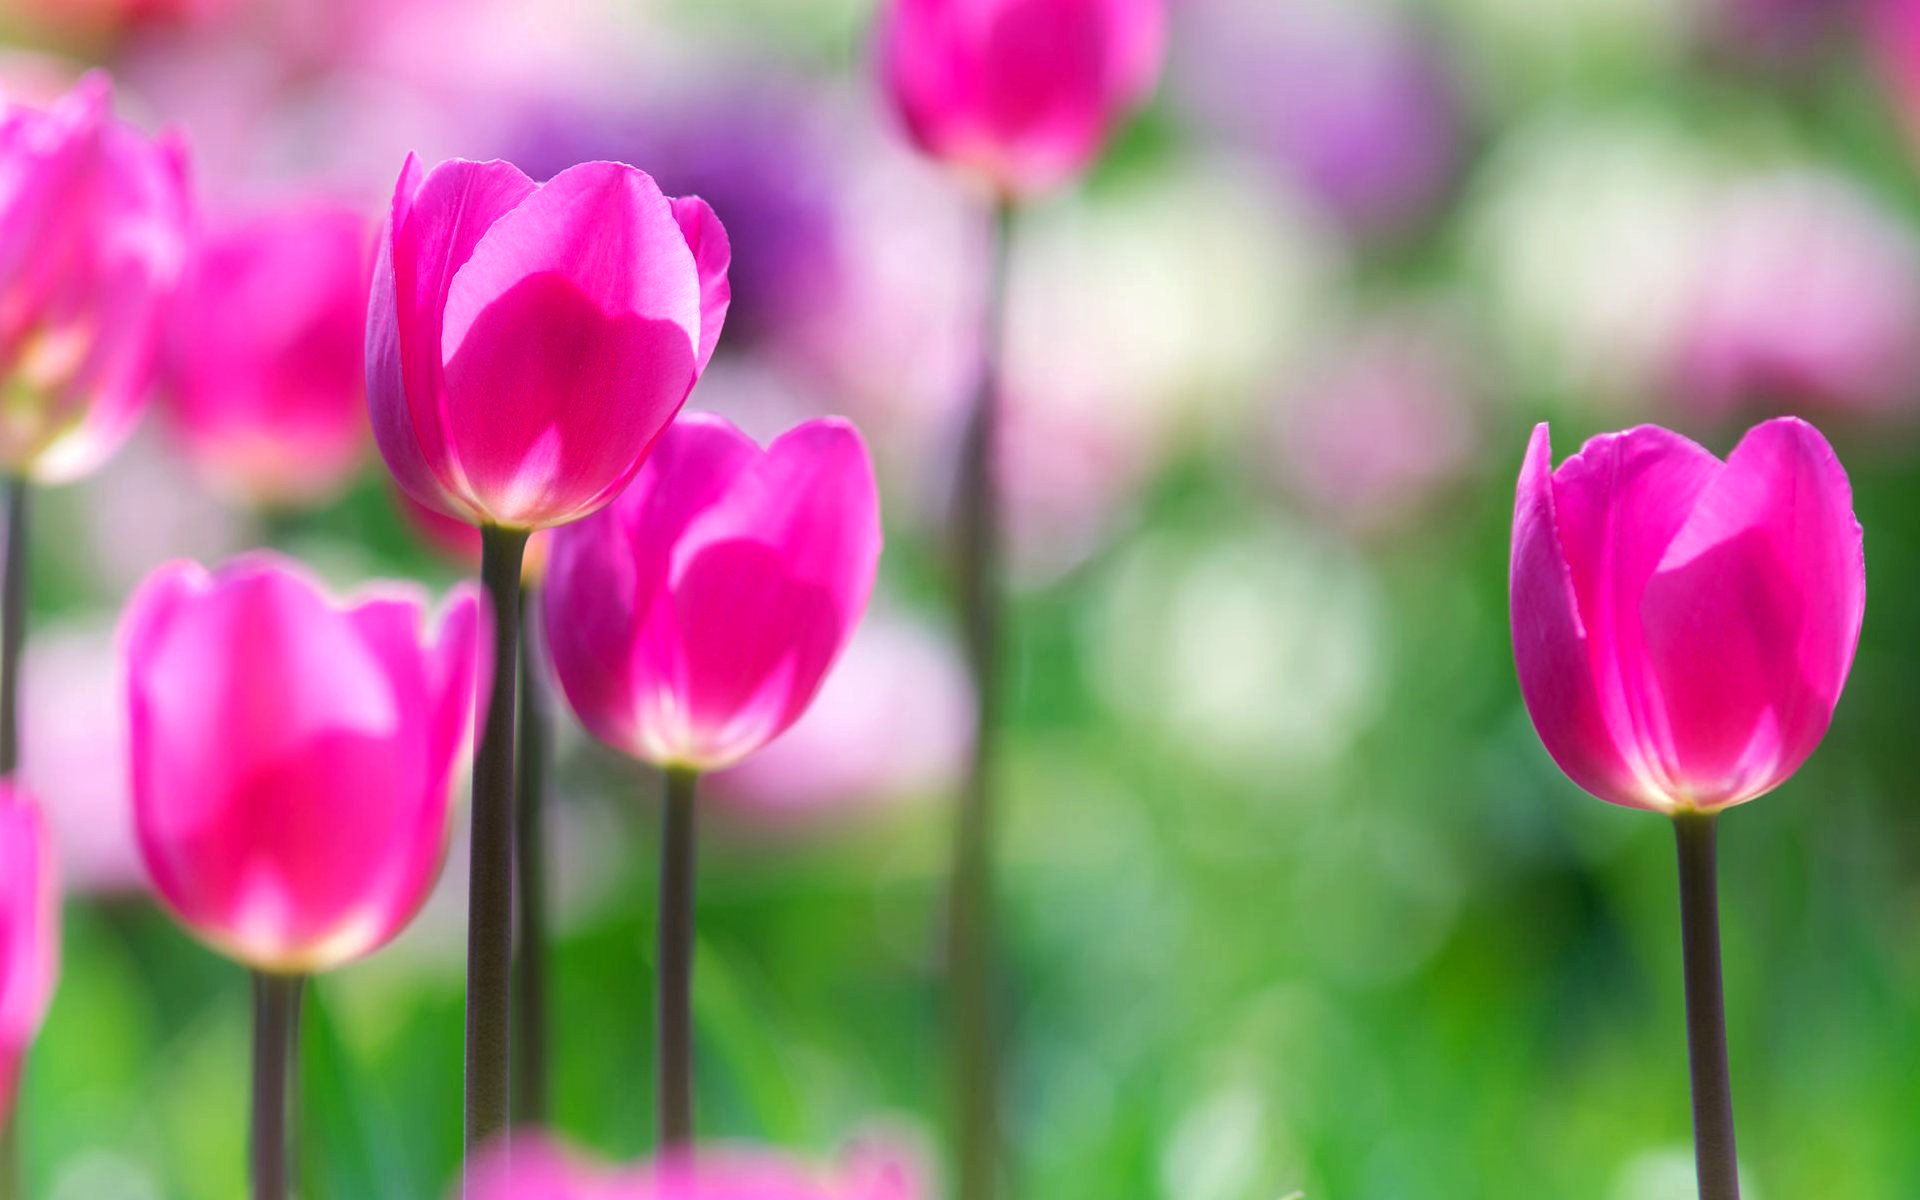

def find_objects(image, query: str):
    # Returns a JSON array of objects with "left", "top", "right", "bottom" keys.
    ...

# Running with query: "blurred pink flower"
[
  {"left": 710, "top": 605, "right": 972, "bottom": 827},
  {"left": 0, "top": 783, "right": 58, "bottom": 1130},
  {"left": 23, "top": 624, "right": 143, "bottom": 895},
  {"left": 1269, "top": 307, "right": 1482, "bottom": 533},
  {"left": 463, "top": 1136, "right": 930, "bottom": 1200},
  {"left": 877, "top": 0, "right": 1166, "bottom": 196},
  {"left": 543, "top": 414, "right": 881, "bottom": 773},
  {"left": 1177, "top": 0, "right": 1463, "bottom": 240},
  {"left": 1668, "top": 171, "right": 1920, "bottom": 424},
  {"left": 8, "top": 0, "right": 234, "bottom": 43},
  {"left": 163, "top": 200, "right": 371, "bottom": 507},
  {"left": 1511, "top": 420, "right": 1864, "bottom": 813},
  {"left": 121, "top": 553, "right": 481, "bottom": 973},
  {"left": 0, "top": 73, "right": 192, "bottom": 484},
  {"left": 367, "top": 154, "right": 730, "bottom": 530}
]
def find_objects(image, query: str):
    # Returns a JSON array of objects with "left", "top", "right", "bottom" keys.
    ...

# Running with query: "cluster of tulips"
[{"left": 0, "top": 0, "right": 1875, "bottom": 1199}]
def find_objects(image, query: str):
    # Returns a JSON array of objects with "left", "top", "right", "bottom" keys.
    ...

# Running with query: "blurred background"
[{"left": 6, "top": 0, "right": 1920, "bottom": 1196}]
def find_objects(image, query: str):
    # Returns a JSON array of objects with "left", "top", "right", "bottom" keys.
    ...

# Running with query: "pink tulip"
[
  {"left": 163, "top": 201, "right": 372, "bottom": 506},
  {"left": 1510, "top": 419, "right": 1864, "bottom": 813},
  {"left": 877, "top": 0, "right": 1166, "bottom": 196},
  {"left": 462, "top": 1137, "right": 927, "bottom": 1200},
  {"left": 121, "top": 553, "right": 481, "bottom": 973},
  {"left": 0, "top": 73, "right": 192, "bottom": 484},
  {"left": 367, "top": 153, "right": 731, "bottom": 531},
  {"left": 0, "top": 784, "right": 58, "bottom": 1130},
  {"left": 543, "top": 414, "right": 881, "bottom": 772}
]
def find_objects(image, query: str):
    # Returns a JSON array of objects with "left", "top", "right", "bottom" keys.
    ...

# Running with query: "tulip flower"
[
  {"left": 0, "top": 785, "right": 57, "bottom": 1161},
  {"left": 0, "top": 74, "right": 190, "bottom": 958},
  {"left": 0, "top": 74, "right": 191, "bottom": 487},
  {"left": 1510, "top": 418, "right": 1864, "bottom": 1200},
  {"left": 544, "top": 413, "right": 880, "bottom": 1145},
  {"left": 367, "top": 150, "right": 729, "bottom": 1149},
  {"left": 876, "top": 0, "right": 1166, "bottom": 198},
  {"left": 122, "top": 553, "right": 480, "bottom": 1200},
  {"left": 462, "top": 1136, "right": 927, "bottom": 1200},
  {"left": 367, "top": 153, "right": 730, "bottom": 533},
  {"left": 874, "top": 4, "right": 1159, "bottom": 1193},
  {"left": 164, "top": 202, "right": 371, "bottom": 508}
]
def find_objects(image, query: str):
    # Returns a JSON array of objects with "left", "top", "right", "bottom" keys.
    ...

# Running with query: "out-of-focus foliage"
[{"left": 7, "top": 0, "right": 1920, "bottom": 1196}]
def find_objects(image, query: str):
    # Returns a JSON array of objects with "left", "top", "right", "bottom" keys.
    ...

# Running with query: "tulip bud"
[
  {"left": 164, "top": 202, "right": 372, "bottom": 507},
  {"left": 366, "top": 154, "right": 731, "bottom": 531},
  {"left": 1510, "top": 419, "right": 1864, "bottom": 812},
  {"left": 122, "top": 554, "right": 481, "bottom": 973},
  {"left": 543, "top": 414, "right": 881, "bottom": 773},
  {"left": 876, "top": 0, "right": 1166, "bottom": 196},
  {"left": 0, "top": 73, "right": 192, "bottom": 484}
]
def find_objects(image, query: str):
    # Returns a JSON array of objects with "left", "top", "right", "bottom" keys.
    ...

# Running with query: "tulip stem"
[
  {"left": 657, "top": 766, "right": 699, "bottom": 1148},
  {"left": 467, "top": 526, "right": 528, "bottom": 1155},
  {"left": 1673, "top": 810, "right": 1740, "bottom": 1200},
  {"left": 511, "top": 595, "right": 550, "bottom": 1126},
  {"left": 0, "top": 475, "right": 28, "bottom": 777},
  {"left": 250, "top": 972, "right": 305, "bottom": 1200},
  {"left": 950, "top": 195, "right": 1014, "bottom": 1200}
]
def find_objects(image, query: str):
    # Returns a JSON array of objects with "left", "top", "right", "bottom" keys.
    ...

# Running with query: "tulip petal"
[
  {"left": 438, "top": 162, "right": 703, "bottom": 527},
  {"left": 1639, "top": 417, "right": 1865, "bottom": 806},
  {"left": 667, "top": 419, "right": 882, "bottom": 766},
  {"left": 1510, "top": 424, "right": 1657, "bottom": 809},
  {"left": 382, "top": 156, "right": 537, "bottom": 518},
  {"left": 670, "top": 195, "right": 732, "bottom": 375},
  {"left": 125, "top": 555, "right": 471, "bottom": 972},
  {"left": 1542, "top": 424, "right": 1724, "bottom": 804},
  {"left": 543, "top": 414, "right": 760, "bottom": 757}
]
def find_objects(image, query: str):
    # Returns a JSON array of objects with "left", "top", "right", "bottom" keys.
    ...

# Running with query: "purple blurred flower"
[
  {"left": 1176, "top": 0, "right": 1464, "bottom": 240},
  {"left": 504, "top": 78, "right": 844, "bottom": 351},
  {"left": 1668, "top": 169, "right": 1920, "bottom": 424}
]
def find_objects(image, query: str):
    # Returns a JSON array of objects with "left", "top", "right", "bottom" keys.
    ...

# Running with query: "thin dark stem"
[
  {"left": 0, "top": 476, "right": 29, "bottom": 777},
  {"left": 467, "top": 526, "right": 528, "bottom": 1154},
  {"left": 1674, "top": 810, "right": 1740, "bottom": 1200},
  {"left": 656, "top": 767, "right": 699, "bottom": 1148},
  {"left": 511, "top": 593, "right": 550, "bottom": 1126},
  {"left": 250, "top": 973, "right": 305, "bottom": 1200},
  {"left": 949, "top": 196, "right": 1014, "bottom": 1200}
]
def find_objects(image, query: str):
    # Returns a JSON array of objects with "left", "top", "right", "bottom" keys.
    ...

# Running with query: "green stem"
[
  {"left": 1674, "top": 810, "right": 1740, "bottom": 1200},
  {"left": 512, "top": 593, "right": 550, "bottom": 1126},
  {"left": 467, "top": 526, "right": 528, "bottom": 1153},
  {"left": 949, "top": 196, "right": 1014, "bottom": 1200},
  {"left": 1, "top": 475, "right": 29, "bottom": 777},
  {"left": 656, "top": 767, "right": 699, "bottom": 1148},
  {"left": 250, "top": 973, "right": 305, "bottom": 1200}
]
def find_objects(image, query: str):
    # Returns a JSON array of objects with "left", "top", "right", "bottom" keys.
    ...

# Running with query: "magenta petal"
[
  {"left": 544, "top": 415, "right": 760, "bottom": 757},
  {"left": 665, "top": 418, "right": 882, "bottom": 767},
  {"left": 123, "top": 554, "right": 475, "bottom": 972},
  {"left": 380, "top": 156, "right": 536, "bottom": 518},
  {"left": 1638, "top": 418, "right": 1866, "bottom": 806},
  {"left": 0, "top": 784, "right": 57, "bottom": 1131},
  {"left": 1546, "top": 424, "right": 1724, "bottom": 803},
  {"left": 670, "top": 195, "right": 733, "bottom": 375},
  {"left": 543, "top": 414, "right": 882, "bottom": 771},
  {"left": 1509, "top": 424, "right": 1654, "bottom": 810},
  {"left": 438, "top": 162, "right": 702, "bottom": 527}
]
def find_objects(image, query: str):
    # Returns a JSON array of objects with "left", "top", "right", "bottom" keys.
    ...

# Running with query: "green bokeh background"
[{"left": 11, "top": 1, "right": 1920, "bottom": 1198}]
